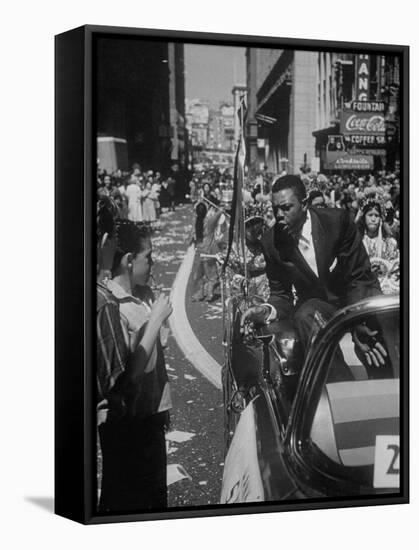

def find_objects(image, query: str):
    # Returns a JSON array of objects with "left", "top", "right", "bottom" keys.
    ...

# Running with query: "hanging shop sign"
[
  {"left": 351, "top": 100, "right": 386, "bottom": 112},
  {"left": 355, "top": 54, "right": 371, "bottom": 101},
  {"left": 340, "top": 110, "right": 385, "bottom": 136},
  {"left": 344, "top": 134, "right": 387, "bottom": 147},
  {"left": 343, "top": 134, "right": 386, "bottom": 146},
  {"left": 324, "top": 151, "right": 374, "bottom": 171},
  {"left": 350, "top": 148, "right": 387, "bottom": 156}
]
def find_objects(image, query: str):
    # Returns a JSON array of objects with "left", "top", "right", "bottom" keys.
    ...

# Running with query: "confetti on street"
[
  {"left": 167, "top": 464, "right": 192, "bottom": 486},
  {"left": 166, "top": 430, "right": 196, "bottom": 443}
]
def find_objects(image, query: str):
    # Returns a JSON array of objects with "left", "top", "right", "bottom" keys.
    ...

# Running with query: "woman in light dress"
[
  {"left": 126, "top": 176, "right": 143, "bottom": 222},
  {"left": 142, "top": 180, "right": 158, "bottom": 225}
]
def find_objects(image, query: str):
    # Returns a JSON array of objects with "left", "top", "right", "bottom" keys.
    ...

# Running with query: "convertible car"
[{"left": 220, "top": 291, "right": 400, "bottom": 504}]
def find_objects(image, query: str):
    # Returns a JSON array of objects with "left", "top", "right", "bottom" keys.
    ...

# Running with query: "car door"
[{"left": 282, "top": 295, "right": 401, "bottom": 498}]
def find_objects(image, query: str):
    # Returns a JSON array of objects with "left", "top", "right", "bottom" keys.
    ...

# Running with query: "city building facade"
[
  {"left": 246, "top": 47, "right": 401, "bottom": 175},
  {"left": 246, "top": 48, "right": 317, "bottom": 175},
  {"left": 186, "top": 99, "right": 236, "bottom": 169},
  {"left": 185, "top": 99, "right": 210, "bottom": 147},
  {"left": 206, "top": 104, "right": 235, "bottom": 151},
  {"left": 313, "top": 52, "right": 401, "bottom": 172},
  {"left": 168, "top": 43, "right": 187, "bottom": 169},
  {"left": 96, "top": 38, "right": 185, "bottom": 174}
]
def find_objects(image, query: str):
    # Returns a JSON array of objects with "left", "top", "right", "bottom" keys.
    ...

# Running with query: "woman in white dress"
[
  {"left": 126, "top": 176, "right": 143, "bottom": 222},
  {"left": 142, "top": 180, "right": 157, "bottom": 225}
]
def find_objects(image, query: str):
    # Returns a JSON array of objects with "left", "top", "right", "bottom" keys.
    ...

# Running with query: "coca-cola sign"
[{"left": 340, "top": 109, "right": 385, "bottom": 136}]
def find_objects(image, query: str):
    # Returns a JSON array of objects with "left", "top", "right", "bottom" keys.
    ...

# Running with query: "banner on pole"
[{"left": 223, "top": 95, "right": 247, "bottom": 273}]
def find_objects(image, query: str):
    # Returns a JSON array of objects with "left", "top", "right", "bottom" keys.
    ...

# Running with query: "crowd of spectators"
[
  {"left": 187, "top": 165, "right": 401, "bottom": 296},
  {"left": 97, "top": 165, "right": 177, "bottom": 229},
  {"left": 96, "top": 161, "right": 401, "bottom": 300}
]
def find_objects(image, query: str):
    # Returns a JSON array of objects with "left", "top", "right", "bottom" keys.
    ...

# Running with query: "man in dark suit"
[{"left": 241, "top": 175, "right": 386, "bottom": 369}]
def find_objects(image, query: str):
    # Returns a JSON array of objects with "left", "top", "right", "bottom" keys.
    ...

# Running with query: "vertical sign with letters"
[{"left": 355, "top": 54, "right": 370, "bottom": 101}]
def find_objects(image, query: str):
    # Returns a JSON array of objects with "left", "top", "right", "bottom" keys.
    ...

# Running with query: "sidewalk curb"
[{"left": 169, "top": 244, "right": 222, "bottom": 389}]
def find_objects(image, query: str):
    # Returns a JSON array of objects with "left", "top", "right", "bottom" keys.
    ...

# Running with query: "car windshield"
[{"left": 308, "top": 307, "right": 400, "bottom": 492}]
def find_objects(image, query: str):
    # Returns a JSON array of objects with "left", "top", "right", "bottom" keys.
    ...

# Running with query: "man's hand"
[
  {"left": 353, "top": 323, "right": 388, "bottom": 368},
  {"left": 240, "top": 305, "right": 271, "bottom": 334}
]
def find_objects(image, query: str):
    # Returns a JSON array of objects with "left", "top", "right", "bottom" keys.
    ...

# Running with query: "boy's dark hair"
[
  {"left": 272, "top": 175, "right": 307, "bottom": 202},
  {"left": 112, "top": 220, "right": 151, "bottom": 273}
]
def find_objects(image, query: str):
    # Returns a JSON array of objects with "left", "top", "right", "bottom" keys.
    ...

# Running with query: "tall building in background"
[
  {"left": 96, "top": 38, "right": 185, "bottom": 174},
  {"left": 207, "top": 104, "right": 234, "bottom": 150},
  {"left": 207, "top": 108, "right": 221, "bottom": 149},
  {"left": 185, "top": 99, "right": 210, "bottom": 147},
  {"left": 185, "top": 99, "right": 237, "bottom": 169},
  {"left": 245, "top": 48, "right": 317, "bottom": 175},
  {"left": 168, "top": 43, "right": 186, "bottom": 169},
  {"left": 220, "top": 104, "right": 235, "bottom": 150}
]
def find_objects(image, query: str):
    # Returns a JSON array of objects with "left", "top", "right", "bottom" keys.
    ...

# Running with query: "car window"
[{"left": 309, "top": 308, "right": 400, "bottom": 490}]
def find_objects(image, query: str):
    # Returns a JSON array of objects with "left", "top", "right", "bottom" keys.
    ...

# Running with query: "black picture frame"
[{"left": 55, "top": 24, "right": 409, "bottom": 525}]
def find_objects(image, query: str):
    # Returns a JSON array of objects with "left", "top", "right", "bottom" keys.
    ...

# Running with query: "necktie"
[{"left": 298, "top": 234, "right": 318, "bottom": 276}]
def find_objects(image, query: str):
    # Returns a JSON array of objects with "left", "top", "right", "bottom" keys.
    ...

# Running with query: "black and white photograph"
[
  {"left": 93, "top": 31, "right": 407, "bottom": 519},
  {"left": 4, "top": 0, "right": 419, "bottom": 547}
]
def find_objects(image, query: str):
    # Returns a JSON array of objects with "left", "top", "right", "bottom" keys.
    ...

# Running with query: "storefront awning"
[{"left": 312, "top": 125, "right": 339, "bottom": 138}]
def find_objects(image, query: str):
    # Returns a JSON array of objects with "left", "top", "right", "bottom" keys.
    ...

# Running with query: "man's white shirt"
[{"left": 298, "top": 210, "right": 319, "bottom": 277}]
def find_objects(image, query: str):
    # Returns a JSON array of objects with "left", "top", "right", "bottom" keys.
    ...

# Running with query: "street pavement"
[{"left": 151, "top": 205, "right": 225, "bottom": 507}]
